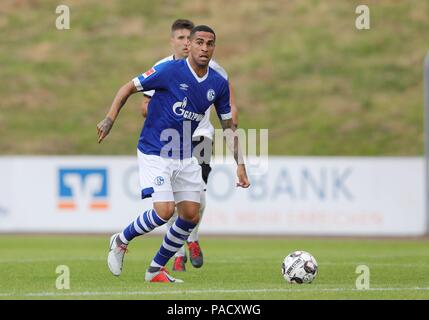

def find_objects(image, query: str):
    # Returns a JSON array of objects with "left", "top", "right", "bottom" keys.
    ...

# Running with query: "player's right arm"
[
  {"left": 97, "top": 81, "right": 138, "bottom": 143},
  {"left": 97, "top": 62, "right": 170, "bottom": 143}
]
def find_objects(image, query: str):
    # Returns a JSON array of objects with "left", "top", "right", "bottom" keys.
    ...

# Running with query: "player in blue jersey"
[
  {"left": 141, "top": 19, "right": 239, "bottom": 272},
  {"left": 97, "top": 25, "right": 250, "bottom": 283}
]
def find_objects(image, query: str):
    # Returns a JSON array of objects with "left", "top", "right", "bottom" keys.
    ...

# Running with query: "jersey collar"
[{"left": 186, "top": 58, "right": 209, "bottom": 83}]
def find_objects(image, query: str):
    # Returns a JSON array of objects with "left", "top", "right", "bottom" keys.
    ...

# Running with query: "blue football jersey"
[{"left": 132, "top": 59, "right": 231, "bottom": 159}]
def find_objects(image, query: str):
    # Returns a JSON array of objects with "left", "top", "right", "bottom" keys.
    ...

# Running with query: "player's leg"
[
  {"left": 116, "top": 200, "right": 174, "bottom": 246},
  {"left": 186, "top": 136, "right": 212, "bottom": 268},
  {"left": 186, "top": 189, "right": 206, "bottom": 268},
  {"left": 145, "top": 197, "right": 200, "bottom": 283},
  {"left": 108, "top": 201, "right": 175, "bottom": 276},
  {"left": 145, "top": 157, "right": 202, "bottom": 283},
  {"left": 107, "top": 152, "right": 174, "bottom": 276},
  {"left": 165, "top": 210, "right": 188, "bottom": 272},
  {"left": 187, "top": 190, "right": 205, "bottom": 242},
  {"left": 171, "top": 142, "right": 209, "bottom": 271},
  {"left": 169, "top": 209, "right": 188, "bottom": 272}
]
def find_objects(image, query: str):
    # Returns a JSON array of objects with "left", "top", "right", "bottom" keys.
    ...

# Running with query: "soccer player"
[
  {"left": 97, "top": 25, "right": 250, "bottom": 283},
  {"left": 141, "top": 19, "right": 239, "bottom": 272}
]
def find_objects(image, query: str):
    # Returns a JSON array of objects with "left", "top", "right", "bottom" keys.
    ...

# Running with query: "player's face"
[
  {"left": 171, "top": 29, "right": 191, "bottom": 59},
  {"left": 189, "top": 31, "right": 215, "bottom": 67}
]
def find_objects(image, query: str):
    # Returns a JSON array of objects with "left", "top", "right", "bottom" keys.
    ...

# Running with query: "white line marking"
[
  {"left": 1, "top": 287, "right": 429, "bottom": 298},
  {"left": 0, "top": 258, "right": 106, "bottom": 264},
  {"left": 1, "top": 258, "right": 427, "bottom": 269}
]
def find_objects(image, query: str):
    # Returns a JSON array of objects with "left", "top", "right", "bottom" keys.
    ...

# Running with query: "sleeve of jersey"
[
  {"left": 132, "top": 62, "right": 168, "bottom": 93},
  {"left": 214, "top": 81, "right": 232, "bottom": 121}
]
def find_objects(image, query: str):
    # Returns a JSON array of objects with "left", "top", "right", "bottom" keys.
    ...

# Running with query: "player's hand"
[
  {"left": 97, "top": 117, "right": 113, "bottom": 143},
  {"left": 236, "top": 164, "right": 250, "bottom": 188}
]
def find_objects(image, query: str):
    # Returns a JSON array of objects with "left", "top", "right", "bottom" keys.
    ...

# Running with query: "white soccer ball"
[{"left": 281, "top": 250, "right": 318, "bottom": 284}]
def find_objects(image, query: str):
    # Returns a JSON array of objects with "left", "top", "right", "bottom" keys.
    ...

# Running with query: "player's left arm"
[
  {"left": 215, "top": 78, "right": 249, "bottom": 188},
  {"left": 229, "top": 82, "right": 239, "bottom": 129},
  {"left": 220, "top": 118, "right": 250, "bottom": 189}
]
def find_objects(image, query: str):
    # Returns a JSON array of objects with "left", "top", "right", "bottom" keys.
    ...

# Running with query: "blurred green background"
[{"left": 0, "top": 0, "right": 428, "bottom": 155}]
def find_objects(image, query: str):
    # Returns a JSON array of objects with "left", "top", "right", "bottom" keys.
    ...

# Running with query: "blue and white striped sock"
[
  {"left": 119, "top": 209, "right": 167, "bottom": 244},
  {"left": 150, "top": 217, "right": 197, "bottom": 268}
]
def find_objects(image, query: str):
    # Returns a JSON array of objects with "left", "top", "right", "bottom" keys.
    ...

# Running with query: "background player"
[
  {"left": 141, "top": 19, "right": 239, "bottom": 272},
  {"left": 97, "top": 25, "right": 249, "bottom": 283}
]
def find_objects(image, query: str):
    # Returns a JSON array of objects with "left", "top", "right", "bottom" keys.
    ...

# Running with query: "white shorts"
[{"left": 137, "top": 149, "right": 202, "bottom": 203}]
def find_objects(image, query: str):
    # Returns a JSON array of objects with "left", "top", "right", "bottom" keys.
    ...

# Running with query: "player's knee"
[
  {"left": 183, "top": 211, "right": 200, "bottom": 225},
  {"left": 179, "top": 207, "right": 200, "bottom": 224},
  {"left": 153, "top": 202, "right": 175, "bottom": 220}
]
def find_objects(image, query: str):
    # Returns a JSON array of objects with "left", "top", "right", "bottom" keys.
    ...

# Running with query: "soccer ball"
[{"left": 281, "top": 250, "right": 318, "bottom": 284}]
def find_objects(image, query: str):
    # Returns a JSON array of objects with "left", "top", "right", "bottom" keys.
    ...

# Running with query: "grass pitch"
[{"left": 0, "top": 235, "right": 428, "bottom": 300}]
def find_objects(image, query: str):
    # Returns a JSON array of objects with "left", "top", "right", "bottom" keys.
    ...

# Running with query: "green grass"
[
  {"left": 0, "top": 0, "right": 428, "bottom": 155},
  {"left": 1, "top": 235, "right": 429, "bottom": 300}
]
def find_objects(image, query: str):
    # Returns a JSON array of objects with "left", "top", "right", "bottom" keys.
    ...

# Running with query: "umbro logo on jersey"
[
  {"left": 207, "top": 89, "right": 215, "bottom": 101},
  {"left": 179, "top": 83, "right": 189, "bottom": 91},
  {"left": 143, "top": 68, "right": 156, "bottom": 78}
]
